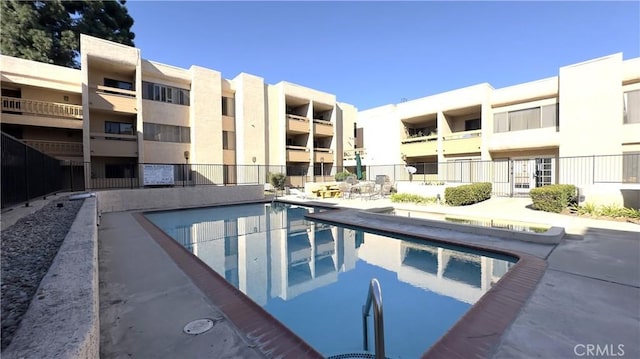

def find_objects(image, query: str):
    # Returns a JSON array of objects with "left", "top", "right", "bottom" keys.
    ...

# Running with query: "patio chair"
[
  {"left": 337, "top": 181, "right": 352, "bottom": 199},
  {"left": 289, "top": 188, "right": 312, "bottom": 200}
]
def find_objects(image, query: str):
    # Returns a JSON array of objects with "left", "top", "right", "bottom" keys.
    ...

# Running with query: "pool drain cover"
[{"left": 183, "top": 318, "right": 215, "bottom": 335}]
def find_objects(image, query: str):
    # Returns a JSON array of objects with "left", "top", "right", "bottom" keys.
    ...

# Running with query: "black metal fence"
[
  {"left": 1, "top": 133, "right": 85, "bottom": 209},
  {"left": 5, "top": 130, "right": 636, "bottom": 205}
]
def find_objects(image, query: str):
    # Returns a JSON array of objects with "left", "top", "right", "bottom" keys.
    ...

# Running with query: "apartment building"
[
  {"left": 357, "top": 53, "right": 640, "bottom": 206},
  {"left": 1, "top": 34, "right": 355, "bottom": 189}
]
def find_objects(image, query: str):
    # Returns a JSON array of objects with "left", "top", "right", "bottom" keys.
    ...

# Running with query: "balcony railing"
[
  {"left": 344, "top": 148, "right": 366, "bottom": 161},
  {"left": 442, "top": 130, "right": 482, "bottom": 141},
  {"left": 1, "top": 96, "right": 83, "bottom": 119},
  {"left": 23, "top": 140, "right": 83, "bottom": 157},
  {"left": 401, "top": 134, "right": 438, "bottom": 144},
  {"left": 442, "top": 130, "right": 482, "bottom": 155},
  {"left": 313, "top": 118, "right": 333, "bottom": 125},
  {"left": 286, "top": 114, "right": 309, "bottom": 122},
  {"left": 90, "top": 132, "right": 138, "bottom": 157},
  {"left": 94, "top": 85, "right": 136, "bottom": 97}
]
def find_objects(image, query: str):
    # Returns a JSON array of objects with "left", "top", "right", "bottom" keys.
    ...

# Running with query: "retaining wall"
[{"left": 3, "top": 198, "right": 99, "bottom": 359}]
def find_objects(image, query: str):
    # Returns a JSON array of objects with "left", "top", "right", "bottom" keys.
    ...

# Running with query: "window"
[
  {"left": 222, "top": 131, "right": 235, "bottom": 150},
  {"left": 104, "top": 78, "right": 133, "bottom": 91},
  {"left": 508, "top": 108, "right": 540, "bottom": 131},
  {"left": 222, "top": 96, "right": 235, "bottom": 117},
  {"left": 142, "top": 81, "right": 190, "bottom": 106},
  {"left": 465, "top": 118, "right": 481, "bottom": 131},
  {"left": 494, "top": 104, "right": 558, "bottom": 133},
  {"left": 143, "top": 123, "right": 191, "bottom": 143},
  {"left": 105, "top": 121, "right": 134, "bottom": 135},
  {"left": 105, "top": 164, "right": 135, "bottom": 178},
  {"left": 623, "top": 152, "right": 640, "bottom": 183},
  {"left": 624, "top": 90, "right": 640, "bottom": 124}
]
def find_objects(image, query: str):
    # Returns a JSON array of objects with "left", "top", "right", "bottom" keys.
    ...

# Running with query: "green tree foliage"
[{"left": 1, "top": 0, "right": 135, "bottom": 68}]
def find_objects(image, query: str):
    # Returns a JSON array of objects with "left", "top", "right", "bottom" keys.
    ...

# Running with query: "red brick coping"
[{"left": 134, "top": 202, "right": 547, "bottom": 359}]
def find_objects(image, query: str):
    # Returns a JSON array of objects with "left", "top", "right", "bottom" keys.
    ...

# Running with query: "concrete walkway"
[{"left": 98, "top": 211, "right": 264, "bottom": 359}]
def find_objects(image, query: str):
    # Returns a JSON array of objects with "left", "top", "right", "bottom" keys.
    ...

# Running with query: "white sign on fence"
[{"left": 143, "top": 164, "right": 175, "bottom": 186}]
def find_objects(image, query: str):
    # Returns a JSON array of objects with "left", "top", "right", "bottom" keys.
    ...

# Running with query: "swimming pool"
[{"left": 145, "top": 202, "right": 515, "bottom": 358}]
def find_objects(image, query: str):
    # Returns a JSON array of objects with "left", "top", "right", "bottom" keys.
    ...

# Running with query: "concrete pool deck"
[
  {"left": 6, "top": 194, "right": 635, "bottom": 358},
  {"left": 95, "top": 196, "right": 640, "bottom": 358}
]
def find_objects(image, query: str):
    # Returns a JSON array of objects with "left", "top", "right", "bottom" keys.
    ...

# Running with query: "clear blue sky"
[{"left": 126, "top": 1, "right": 640, "bottom": 110}]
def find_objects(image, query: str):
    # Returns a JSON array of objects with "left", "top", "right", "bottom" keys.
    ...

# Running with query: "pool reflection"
[{"left": 148, "top": 203, "right": 513, "bottom": 306}]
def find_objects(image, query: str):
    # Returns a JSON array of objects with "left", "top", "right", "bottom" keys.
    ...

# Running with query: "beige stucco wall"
[
  {"left": 190, "top": 66, "right": 221, "bottom": 165},
  {"left": 141, "top": 100, "right": 190, "bottom": 127},
  {"left": 357, "top": 104, "right": 401, "bottom": 165},
  {"left": 0, "top": 55, "right": 81, "bottom": 94},
  {"left": 96, "top": 185, "right": 265, "bottom": 213},
  {"left": 267, "top": 84, "right": 286, "bottom": 166},
  {"left": 559, "top": 53, "right": 624, "bottom": 158},
  {"left": 233, "top": 73, "right": 267, "bottom": 167}
]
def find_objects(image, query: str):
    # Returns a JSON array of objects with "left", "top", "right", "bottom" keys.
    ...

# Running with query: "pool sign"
[{"left": 143, "top": 164, "right": 175, "bottom": 185}]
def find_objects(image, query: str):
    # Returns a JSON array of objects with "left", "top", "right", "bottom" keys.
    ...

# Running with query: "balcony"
[
  {"left": 488, "top": 127, "right": 559, "bottom": 152},
  {"left": 24, "top": 140, "right": 83, "bottom": 159},
  {"left": 286, "top": 145, "right": 310, "bottom": 162},
  {"left": 89, "top": 85, "right": 137, "bottom": 114},
  {"left": 313, "top": 119, "right": 333, "bottom": 137},
  {"left": 314, "top": 148, "right": 334, "bottom": 163},
  {"left": 2, "top": 96, "right": 83, "bottom": 119},
  {"left": 1, "top": 96, "right": 83, "bottom": 129},
  {"left": 286, "top": 114, "right": 310, "bottom": 134},
  {"left": 90, "top": 132, "right": 138, "bottom": 157},
  {"left": 401, "top": 135, "right": 438, "bottom": 157},
  {"left": 442, "top": 130, "right": 482, "bottom": 155}
]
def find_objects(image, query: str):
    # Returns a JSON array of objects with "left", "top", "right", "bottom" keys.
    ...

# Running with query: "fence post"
[{"left": 24, "top": 146, "right": 30, "bottom": 207}]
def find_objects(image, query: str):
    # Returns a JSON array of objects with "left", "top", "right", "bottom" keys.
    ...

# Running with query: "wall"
[
  {"left": 190, "top": 65, "right": 221, "bottom": 165},
  {"left": 96, "top": 185, "right": 264, "bottom": 213},
  {"left": 0, "top": 55, "right": 81, "bottom": 94},
  {"left": 559, "top": 54, "right": 623, "bottom": 158},
  {"left": 3, "top": 198, "right": 99, "bottom": 359},
  {"left": 233, "top": 73, "right": 267, "bottom": 168}
]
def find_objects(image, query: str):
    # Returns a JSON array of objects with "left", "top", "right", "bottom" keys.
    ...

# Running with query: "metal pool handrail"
[{"left": 362, "top": 278, "right": 385, "bottom": 359}]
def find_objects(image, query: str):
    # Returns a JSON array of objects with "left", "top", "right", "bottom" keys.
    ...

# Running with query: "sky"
[{"left": 126, "top": 1, "right": 640, "bottom": 110}]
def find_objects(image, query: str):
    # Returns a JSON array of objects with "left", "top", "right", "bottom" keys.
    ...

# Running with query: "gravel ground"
[{"left": 1, "top": 197, "right": 84, "bottom": 350}]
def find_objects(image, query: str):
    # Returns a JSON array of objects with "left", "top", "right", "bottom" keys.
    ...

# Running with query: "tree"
[{"left": 1, "top": 0, "right": 135, "bottom": 68}]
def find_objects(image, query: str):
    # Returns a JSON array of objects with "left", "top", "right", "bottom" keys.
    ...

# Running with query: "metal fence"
[
  {"left": 4, "top": 130, "right": 636, "bottom": 205},
  {"left": 361, "top": 154, "right": 640, "bottom": 196},
  {"left": 79, "top": 153, "right": 640, "bottom": 194},
  {"left": 1, "top": 133, "right": 85, "bottom": 209}
]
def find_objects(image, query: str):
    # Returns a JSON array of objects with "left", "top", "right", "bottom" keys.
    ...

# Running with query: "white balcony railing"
[
  {"left": 442, "top": 129, "right": 482, "bottom": 141},
  {"left": 1, "top": 96, "right": 83, "bottom": 119}
]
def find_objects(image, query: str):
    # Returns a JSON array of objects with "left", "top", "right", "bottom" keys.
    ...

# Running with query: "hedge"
[
  {"left": 390, "top": 193, "right": 437, "bottom": 204},
  {"left": 444, "top": 182, "right": 492, "bottom": 206},
  {"left": 530, "top": 184, "right": 577, "bottom": 213}
]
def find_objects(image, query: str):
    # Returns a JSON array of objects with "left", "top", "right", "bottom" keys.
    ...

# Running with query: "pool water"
[{"left": 145, "top": 203, "right": 515, "bottom": 358}]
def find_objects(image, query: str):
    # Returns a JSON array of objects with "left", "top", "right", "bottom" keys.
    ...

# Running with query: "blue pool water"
[{"left": 145, "top": 203, "right": 515, "bottom": 359}]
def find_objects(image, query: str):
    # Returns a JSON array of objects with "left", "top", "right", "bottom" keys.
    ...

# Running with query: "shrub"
[
  {"left": 530, "top": 184, "right": 576, "bottom": 213},
  {"left": 571, "top": 202, "right": 640, "bottom": 218},
  {"left": 335, "top": 170, "right": 351, "bottom": 182},
  {"left": 268, "top": 172, "right": 287, "bottom": 190},
  {"left": 390, "top": 193, "right": 437, "bottom": 204},
  {"left": 444, "top": 182, "right": 492, "bottom": 206}
]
